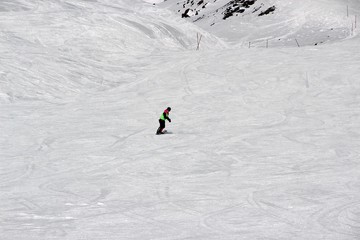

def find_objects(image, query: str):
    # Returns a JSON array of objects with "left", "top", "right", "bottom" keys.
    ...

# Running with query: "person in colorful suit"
[{"left": 156, "top": 107, "right": 171, "bottom": 134}]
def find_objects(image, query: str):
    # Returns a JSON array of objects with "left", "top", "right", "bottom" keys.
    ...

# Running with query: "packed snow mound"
[
  {"left": 159, "top": 0, "right": 360, "bottom": 46},
  {"left": 0, "top": 0, "right": 223, "bottom": 52},
  {"left": 0, "top": 0, "right": 225, "bottom": 103}
]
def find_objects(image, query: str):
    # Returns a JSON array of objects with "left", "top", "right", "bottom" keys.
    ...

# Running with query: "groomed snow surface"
[{"left": 1, "top": 0, "right": 360, "bottom": 239}]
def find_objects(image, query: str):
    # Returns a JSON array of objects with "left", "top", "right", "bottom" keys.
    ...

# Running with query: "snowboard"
[{"left": 156, "top": 130, "right": 170, "bottom": 135}]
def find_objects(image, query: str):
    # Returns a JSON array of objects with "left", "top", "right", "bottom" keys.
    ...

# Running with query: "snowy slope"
[
  {"left": 160, "top": 0, "right": 360, "bottom": 46},
  {"left": 0, "top": 0, "right": 225, "bottom": 103},
  {"left": 1, "top": 0, "right": 360, "bottom": 239}
]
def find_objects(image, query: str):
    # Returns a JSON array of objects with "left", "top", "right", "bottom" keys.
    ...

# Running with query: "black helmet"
[{"left": 167, "top": 107, "right": 171, "bottom": 111}]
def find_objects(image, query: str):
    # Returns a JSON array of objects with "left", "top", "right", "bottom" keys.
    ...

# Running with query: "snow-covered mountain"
[
  {"left": 157, "top": 0, "right": 359, "bottom": 46},
  {"left": 162, "top": 0, "right": 276, "bottom": 20},
  {"left": 1, "top": 0, "right": 360, "bottom": 239}
]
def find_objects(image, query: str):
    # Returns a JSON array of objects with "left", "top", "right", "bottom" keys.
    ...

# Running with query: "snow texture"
[
  {"left": 161, "top": 0, "right": 358, "bottom": 46},
  {"left": 1, "top": 0, "right": 360, "bottom": 239}
]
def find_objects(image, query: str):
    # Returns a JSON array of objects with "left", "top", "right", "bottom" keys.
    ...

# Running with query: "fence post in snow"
[
  {"left": 295, "top": 39, "right": 300, "bottom": 47},
  {"left": 196, "top": 33, "right": 198, "bottom": 50},
  {"left": 305, "top": 72, "right": 310, "bottom": 89},
  {"left": 249, "top": 42, "right": 251, "bottom": 48},
  {"left": 196, "top": 33, "right": 202, "bottom": 50},
  {"left": 355, "top": 15, "right": 357, "bottom": 28}
]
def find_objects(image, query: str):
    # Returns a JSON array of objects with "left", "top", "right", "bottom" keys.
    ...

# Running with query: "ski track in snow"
[{"left": 1, "top": 0, "right": 360, "bottom": 239}]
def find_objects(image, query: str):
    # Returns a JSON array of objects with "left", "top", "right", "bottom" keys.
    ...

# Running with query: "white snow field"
[{"left": 1, "top": 0, "right": 360, "bottom": 239}]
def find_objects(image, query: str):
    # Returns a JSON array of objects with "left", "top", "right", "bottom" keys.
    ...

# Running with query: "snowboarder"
[{"left": 156, "top": 107, "right": 171, "bottom": 135}]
